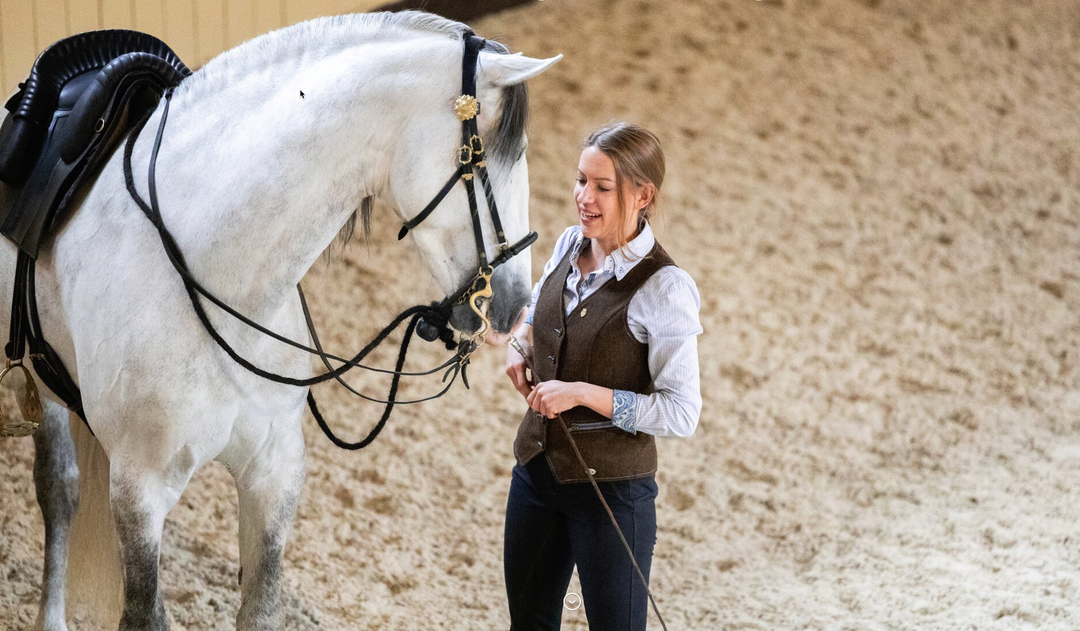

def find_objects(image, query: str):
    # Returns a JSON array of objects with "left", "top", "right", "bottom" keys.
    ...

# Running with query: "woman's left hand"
[{"left": 526, "top": 380, "right": 584, "bottom": 419}]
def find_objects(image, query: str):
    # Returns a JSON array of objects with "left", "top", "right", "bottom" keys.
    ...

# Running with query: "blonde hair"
[{"left": 583, "top": 122, "right": 666, "bottom": 252}]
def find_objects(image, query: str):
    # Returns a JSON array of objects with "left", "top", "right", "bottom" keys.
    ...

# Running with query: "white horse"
[{"left": 0, "top": 12, "right": 559, "bottom": 630}]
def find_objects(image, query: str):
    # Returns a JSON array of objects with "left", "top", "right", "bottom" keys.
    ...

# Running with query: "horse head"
[{"left": 388, "top": 37, "right": 561, "bottom": 341}]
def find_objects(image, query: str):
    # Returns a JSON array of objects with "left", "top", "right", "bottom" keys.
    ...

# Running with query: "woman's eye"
[
  {"left": 576, "top": 178, "right": 587, "bottom": 184},
  {"left": 598, "top": 187, "right": 610, "bottom": 192}
]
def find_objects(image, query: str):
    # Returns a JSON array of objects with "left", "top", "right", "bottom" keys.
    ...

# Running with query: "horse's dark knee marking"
[
  {"left": 113, "top": 496, "right": 168, "bottom": 631},
  {"left": 31, "top": 408, "right": 79, "bottom": 626},
  {"left": 33, "top": 412, "right": 79, "bottom": 527},
  {"left": 237, "top": 522, "right": 290, "bottom": 627}
]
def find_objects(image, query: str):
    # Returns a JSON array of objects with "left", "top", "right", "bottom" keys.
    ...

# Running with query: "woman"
[{"left": 503, "top": 122, "right": 702, "bottom": 630}]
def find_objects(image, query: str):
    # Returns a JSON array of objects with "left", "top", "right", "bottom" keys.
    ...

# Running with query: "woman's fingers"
[
  {"left": 505, "top": 347, "right": 531, "bottom": 399},
  {"left": 528, "top": 384, "right": 555, "bottom": 418},
  {"left": 507, "top": 364, "right": 531, "bottom": 398},
  {"left": 513, "top": 369, "right": 532, "bottom": 398}
]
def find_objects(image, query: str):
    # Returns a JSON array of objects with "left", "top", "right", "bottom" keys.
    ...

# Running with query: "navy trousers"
[{"left": 503, "top": 456, "right": 659, "bottom": 631}]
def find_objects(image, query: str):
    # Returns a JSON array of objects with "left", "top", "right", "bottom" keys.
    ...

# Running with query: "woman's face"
[{"left": 574, "top": 146, "right": 639, "bottom": 248}]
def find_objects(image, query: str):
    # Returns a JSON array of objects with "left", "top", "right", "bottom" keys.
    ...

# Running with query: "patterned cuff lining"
[{"left": 612, "top": 390, "right": 638, "bottom": 434}]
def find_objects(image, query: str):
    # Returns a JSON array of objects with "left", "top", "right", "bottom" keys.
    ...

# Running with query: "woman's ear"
[{"left": 635, "top": 182, "right": 657, "bottom": 211}]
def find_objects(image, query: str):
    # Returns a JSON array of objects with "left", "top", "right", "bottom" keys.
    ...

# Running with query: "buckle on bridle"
[
  {"left": 458, "top": 136, "right": 485, "bottom": 167},
  {"left": 459, "top": 144, "right": 474, "bottom": 165}
]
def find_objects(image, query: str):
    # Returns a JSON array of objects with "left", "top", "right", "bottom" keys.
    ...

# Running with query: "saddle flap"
[{"left": 0, "top": 115, "right": 44, "bottom": 186}]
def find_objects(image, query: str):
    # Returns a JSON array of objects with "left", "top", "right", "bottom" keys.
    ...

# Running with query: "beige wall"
[{"left": 0, "top": 0, "right": 388, "bottom": 94}]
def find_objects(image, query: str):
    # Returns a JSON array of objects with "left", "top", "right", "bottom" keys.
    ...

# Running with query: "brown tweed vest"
[{"left": 513, "top": 237, "right": 675, "bottom": 483}]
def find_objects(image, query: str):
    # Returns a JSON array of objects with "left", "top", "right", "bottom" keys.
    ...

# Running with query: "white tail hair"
[{"left": 67, "top": 415, "right": 123, "bottom": 627}]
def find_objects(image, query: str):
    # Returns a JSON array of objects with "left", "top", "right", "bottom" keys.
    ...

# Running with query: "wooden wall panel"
[
  {"left": 100, "top": 0, "right": 133, "bottom": 29},
  {"left": 132, "top": 0, "right": 165, "bottom": 38},
  {"left": 225, "top": 0, "right": 256, "bottom": 49},
  {"left": 193, "top": 0, "right": 224, "bottom": 64},
  {"left": 34, "top": 0, "right": 68, "bottom": 53},
  {"left": 0, "top": 0, "right": 36, "bottom": 95},
  {"left": 163, "top": 0, "right": 196, "bottom": 66},
  {"left": 66, "top": 0, "right": 102, "bottom": 35},
  {"left": 283, "top": 0, "right": 324, "bottom": 28},
  {"left": 254, "top": 0, "right": 284, "bottom": 37}
]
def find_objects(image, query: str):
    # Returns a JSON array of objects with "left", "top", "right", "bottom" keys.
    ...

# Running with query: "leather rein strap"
[{"left": 120, "top": 32, "right": 536, "bottom": 449}]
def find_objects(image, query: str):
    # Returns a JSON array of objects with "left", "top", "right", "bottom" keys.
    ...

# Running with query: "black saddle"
[
  {"left": 0, "top": 29, "right": 191, "bottom": 258},
  {"left": 0, "top": 30, "right": 191, "bottom": 426}
]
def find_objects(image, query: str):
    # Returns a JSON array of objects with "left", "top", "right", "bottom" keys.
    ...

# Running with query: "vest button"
[
  {"left": 537, "top": 441, "right": 544, "bottom": 448},
  {"left": 554, "top": 327, "right": 562, "bottom": 336},
  {"left": 588, "top": 468, "right": 596, "bottom": 476},
  {"left": 548, "top": 355, "right": 556, "bottom": 364}
]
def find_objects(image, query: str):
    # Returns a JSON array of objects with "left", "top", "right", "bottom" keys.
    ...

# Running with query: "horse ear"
[{"left": 478, "top": 52, "right": 563, "bottom": 88}]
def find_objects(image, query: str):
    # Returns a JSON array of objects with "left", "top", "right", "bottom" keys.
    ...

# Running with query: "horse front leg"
[
  {"left": 109, "top": 441, "right": 199, "bottom": 631},
  {"left": 223, "top": 417, "right": 305, "bottom": 631},
  {"left": 31, "top": 401, "right": 79, "bottom": 631}
]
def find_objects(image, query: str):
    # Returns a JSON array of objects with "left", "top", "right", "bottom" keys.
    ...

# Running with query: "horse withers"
[{"left": 0, "top": 12, "right": 559, "bottom": 631}]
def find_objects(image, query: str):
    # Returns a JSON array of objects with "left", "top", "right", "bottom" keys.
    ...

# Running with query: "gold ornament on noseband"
[
  {"left": 0, "top": 361, "right": 43, "bottom": 437},
  {"left": 454, "top": 95, "right": 480, "bottom": 122},
  {"left": 456, "top": 267, "right": 495, "bottom": 345}
]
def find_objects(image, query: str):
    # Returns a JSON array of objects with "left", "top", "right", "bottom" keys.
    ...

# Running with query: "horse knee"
[
  {"left": 109, "top": 472, "right": 181, "bottom": 631},
  {"left": 30, "top": 407, "right": 80, "bottom": 631},
  {"left": 32, "top": 408, "right": 79, "bottom": 525}
]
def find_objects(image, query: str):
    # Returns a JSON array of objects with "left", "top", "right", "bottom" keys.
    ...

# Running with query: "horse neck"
[{"left": 141, "top": 40, "right": 452, "bottom": 318}]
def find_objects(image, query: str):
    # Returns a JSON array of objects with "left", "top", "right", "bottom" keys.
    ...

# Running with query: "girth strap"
[{"left": 5, "top": 250, "right": 87, "bottom": 426}]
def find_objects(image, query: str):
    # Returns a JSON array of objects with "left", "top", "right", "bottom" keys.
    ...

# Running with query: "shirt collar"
[{"left": 571, "top": 221, "right": 655, "bottom": 281}]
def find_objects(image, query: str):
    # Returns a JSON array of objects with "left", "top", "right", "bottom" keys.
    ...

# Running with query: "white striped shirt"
[{"left": 525, "top": 222, "right": 702, "bottom": 437}]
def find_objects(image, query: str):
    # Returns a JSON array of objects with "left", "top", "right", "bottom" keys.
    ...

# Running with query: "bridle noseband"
[{"left": 121, "top": 32, "right": 535, "bottom": 449}]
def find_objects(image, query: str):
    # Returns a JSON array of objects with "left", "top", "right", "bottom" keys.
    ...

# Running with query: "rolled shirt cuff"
[{"left": 612, "top": 390, "right": 638, "bottom": 434}]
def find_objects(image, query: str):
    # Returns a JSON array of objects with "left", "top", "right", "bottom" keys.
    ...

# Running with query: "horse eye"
[{"left": 516, "top": 143, "right": 529, "bottom": 162}]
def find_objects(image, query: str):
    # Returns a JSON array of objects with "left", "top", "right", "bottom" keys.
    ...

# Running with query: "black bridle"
[{"left": 122, "top": 32, "right": 536, "bottom": 449}]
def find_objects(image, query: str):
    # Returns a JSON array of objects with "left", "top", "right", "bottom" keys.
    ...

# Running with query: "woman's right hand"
[{"left": 505, "top": 324, "right": 534, "bottom": 399}]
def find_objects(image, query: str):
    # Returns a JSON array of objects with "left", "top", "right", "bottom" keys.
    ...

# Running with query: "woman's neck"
[{"left": 589, "top": 227, "right": 640, "bottom": 265}]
